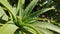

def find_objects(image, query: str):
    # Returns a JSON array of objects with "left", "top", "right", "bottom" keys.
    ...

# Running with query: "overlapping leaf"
[
  {"left": 0, "top": 6, "right": 8, "bottom": 21},
  {"left": 0, "top": 0, "right": 13, "bottom": 14},
  {"left": 0, "top": 0, "right": 17, "bottom": 22}
]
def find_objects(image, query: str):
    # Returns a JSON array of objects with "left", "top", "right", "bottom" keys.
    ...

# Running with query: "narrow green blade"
[
  {"left": 24, "top": 0, "right": 38, "bottom": 18},
  {"left": 17, "top": 0, "right": 25, "bottom": 17},
  {"left": 16, "top": 0, "right": 25, "bottom": 22},
  {"left": 29, "top": 6, "right": 55, "bottom": 18}
]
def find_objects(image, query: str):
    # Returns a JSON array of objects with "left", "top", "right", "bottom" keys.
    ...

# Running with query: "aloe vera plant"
[{"left": 0, "top": 0, "right": 60, "bottom": 34}]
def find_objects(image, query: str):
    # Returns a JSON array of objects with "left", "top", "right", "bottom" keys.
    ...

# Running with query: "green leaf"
[
  {"left": 0, "top": 18, "right": 7, "bottom": 24},
  {"left": 24, "top": 26, "right": 42, "bottom": 34},
  {"left": 0, "top": 24, "right": 3, "bottom": 28},
  {"left": 17, "top": 0, "right": 25, "bottom": 17},
  {"left": 21, "top": 27, "right": 33, "bottom": 34},
  {"left": 22, "top": 24, "right": 42, "bottom": 34},
  {"left": 17, "top": 0, "right": 25, "bottom": 12},
  {"left": 35, "top": 27, "right": 54, "bottom": 34},
  {"left": 24, "top": 18, "right": 36, "bottom": 23},
  {"left": 0, "top": 0, "right": 17, "bottom": 22},
  {"left": 0, "top": 0, "right": 13, "bottom": 14},
  {"left": 54, "top": 22, "right": 60, "bottom": 27},
  {"left": 13, "top": 7, "right": 17, "bottom": 16},
  {"left": 15, "top": 27, "right": 33, "bottom": 34},
  {"left": 24, "top": 0, "right": 39, "bottom": 18},
  {"left": 14, "top": 30, "right": 20, "bottom": 34},
  {"left": 40, "top": 1, "right": 48, "bottom": 6},
  {"left": 15, "top": 30, "right": 25, "bottom": 34},
  {"left": 32, "top": 21, "right": 60, "bottom": 33},
  {"left": 0, "top": 6, "right": 8, "bottom": 21},
  {"left": 29, "top": 6, "right": 55, "bottom": 18},
  {"left": 0, "top": 24, "right": 18, "bottom": 34}
]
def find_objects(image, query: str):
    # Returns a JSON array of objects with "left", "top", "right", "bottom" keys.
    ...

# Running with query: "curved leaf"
[
  {"left": 29, "top": 6, "right": 55, "bottom": 18},
  {"left": 22, "top": 24, "right": 42, "bottom": 34},
  {"left": 0, "top": 0, "right": 13, "bottom": 14},
  {"left": 35, "top": 27, "right": 54, "bottom": 34},
  {"left": 0, "top": 24, "right": 18, "bottom": 34},
  {"left": 32, "top": 21, "right": 60, "bottom": 33}
]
